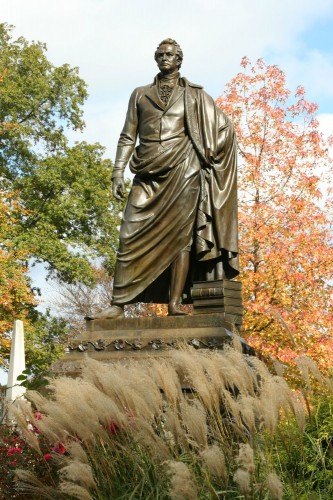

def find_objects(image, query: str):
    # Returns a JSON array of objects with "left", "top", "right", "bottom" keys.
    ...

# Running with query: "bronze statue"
[{"left": 92, "top": 39, "right": 239, "bottom": 319}]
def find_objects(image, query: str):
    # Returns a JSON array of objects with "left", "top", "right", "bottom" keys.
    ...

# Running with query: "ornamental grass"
[{"left": 4, "top": 343, "right": 333, "bottom": 499}]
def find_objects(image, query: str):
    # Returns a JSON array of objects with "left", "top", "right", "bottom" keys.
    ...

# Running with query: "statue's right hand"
[{"left": 112, "top": 178, "right": 125, "bottom": 200}]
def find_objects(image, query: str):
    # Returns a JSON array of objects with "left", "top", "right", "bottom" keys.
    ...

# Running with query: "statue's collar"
[
  {"left": 152, "top": 73, "right": 184, "bottom": 87},
  {"left": 151, "top": 75, "right": 202, "bottom": 90}
]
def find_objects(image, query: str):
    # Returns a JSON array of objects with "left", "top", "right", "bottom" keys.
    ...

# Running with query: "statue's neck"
[{"left": 158, "top": 71, "right": 180, "bottom": 83}]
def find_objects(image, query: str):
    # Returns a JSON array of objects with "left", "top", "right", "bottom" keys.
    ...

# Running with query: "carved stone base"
[{"left": 51, "top": 313, "right": 254, "bottom": 376}]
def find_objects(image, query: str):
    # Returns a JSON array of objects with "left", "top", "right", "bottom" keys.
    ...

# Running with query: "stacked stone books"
[{"left": 191, "top": 280, "right": 243, "bottom": 325}]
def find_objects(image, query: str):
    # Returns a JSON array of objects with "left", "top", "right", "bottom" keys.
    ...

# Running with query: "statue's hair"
[{"left": 154, "top": 38, "right": 183, "bottom": 68}]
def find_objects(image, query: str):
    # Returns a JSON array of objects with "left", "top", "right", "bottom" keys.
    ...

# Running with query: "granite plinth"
[{"left": 51, "top": 313, "right": 254, "bottom": 375}]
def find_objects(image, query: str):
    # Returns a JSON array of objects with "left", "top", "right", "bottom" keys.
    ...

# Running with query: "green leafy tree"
[
  {"left": 0, "top": 23, "right": 123, "bottom": 284},
  {"left": 0, "top": 24, "right": 126, "bottom": 369},
  {"left": 24, "top": 310, "right": 71, "bottom": 373}
]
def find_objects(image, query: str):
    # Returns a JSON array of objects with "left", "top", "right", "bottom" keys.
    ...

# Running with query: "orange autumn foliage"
[
  {"left": 217, "top": 58, "right": 333, "bottom": 373},
  {"left": 0, "top": 191, "right": 36, "bottom": 366}
]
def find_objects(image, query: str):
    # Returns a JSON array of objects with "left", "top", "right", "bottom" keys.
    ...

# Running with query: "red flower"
[
  {"left": 52, "top": 442, "right": 66, "bottom": 454},
  {"left": 7, "top": 447, "right": 22, "bottom": 455},
  {"left": 10, "top": 459, "right": 17, "bottom": 466},
  {"left": 43, "top": 453, "right": 52, "bottom": 461},
  {"left": 34, "top": 411, "right": 43, "bottom": 421},
  {"left": 109, "top": 421, "right": 120, "bottom": 435}
]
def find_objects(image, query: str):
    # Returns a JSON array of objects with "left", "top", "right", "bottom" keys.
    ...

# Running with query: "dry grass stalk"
[
  {"left": 132, "top": 416, "right": 172, "bottom": 462},
  {"left": 244, "top": 355, "right": 272, "bottom": 384},
  {"left": 9, "top": 397, "right": 35, "bottom": 422},
  {"left": 12, "top": 346, "right": 308, "bottom": 498},
  {"left": 180, "top": 399, "right": 208, "bottom": 449},
  {"left": 60, "top": 461, "right": 96, "bottom": 489},
  {"left": 252, "top": 375, "right": 293, "bottom": 433},
  {"left": 33, "top": 389, "right": 108, "bottom": 445},
  {"left": 222, "top": 348, "right": 258, "bottom": 396},
  {"left": 49, "top": 381, "right": 110, "bottom": 438},
  {"left": 195, "top": 351, "right": 227, "bottom": 397},
  {"left": 237, "top": 395, "right": 256, "bottom": 432},
  {"left": 82, "top": 357, "right": 164, "bottom": 422},
  {"left": 15, "top": 470, "right": 57, "bottom": 499},
  {"left": 163, "top": 407, "right": 189, "bottom": 451},
  {"left": 266, "top": 472, "right": 283, "bottom": 500},
  {"left": 273, "top": 359, "right": 286, "bottom": 378},
  {"left": 35, "top": 413, "right": 72, "bottom": 445},
  {"left": 233, "top": 468, "right": 251, "bottom": 495},
  {"left": 201, "top": 444, "right": 227, "bottom": 484},
  {"left": 67, "top": 442, "right": 90, "bottom": 464},
  {"left": 221, "top": 388, "right": 242, "bottom": 427},
  {"left": 8, "top": 400, "right": 41, "bottom": 452},
  {"left": 171, "top": 349, "right": 216, "bottom": 411},
  {"left": 59, "top": 481, "right": 93, "bottom": 499},
  {"left": 167, "top": 460, "right": 198, "bottom": 499},
  {"left": 231, "top": 334, "right": 244, "bottom": 353},
  {"left": 148, "top": 358, "right": 183, "bottom": 407},
  {"left": 236, "top": 443, "right": 255, "bottom": 474},
  {"left": 290, "top": 392, "right": 306, "bottom": 432},
  {"left": 255, "top": 392, "right": 279, "bottom": 433},
  {"left": 296, "top": 355, "right": 326, "bottom": 388}
]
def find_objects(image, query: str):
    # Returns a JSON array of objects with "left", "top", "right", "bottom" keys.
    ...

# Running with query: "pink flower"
[
  {"left": 7, "top": 447, "right": 22, "bottom": 456},
  {"left": 34, "top": 411, "right": 43, "bottom": 421},
  {"left": 43, "top": 453, "right": 52, "bottom": 461},
  {"left": 10, "top": 459, "right": 17, "bottom": 466}
]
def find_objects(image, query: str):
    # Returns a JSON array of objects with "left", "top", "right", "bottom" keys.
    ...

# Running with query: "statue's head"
[{"left": 154, "top": 38, "right": 183, "bottom": 72}]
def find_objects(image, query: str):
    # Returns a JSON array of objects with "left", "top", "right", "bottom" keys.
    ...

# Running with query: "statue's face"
[{"left": 156, "top": 44, "right": 179, "bottom": 74}]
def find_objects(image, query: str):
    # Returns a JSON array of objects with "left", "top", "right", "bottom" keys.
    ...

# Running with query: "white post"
[{"left": 6, "top": 320, "right": 26, "bottom": 401}]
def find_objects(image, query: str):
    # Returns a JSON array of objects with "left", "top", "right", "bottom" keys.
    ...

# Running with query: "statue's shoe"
[{"left": 85, "top": 305, "right": 124, "bottom": 320}]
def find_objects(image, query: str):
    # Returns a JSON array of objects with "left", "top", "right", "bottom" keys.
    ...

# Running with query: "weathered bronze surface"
[
  {"left": 191, "top": 279, "right": 243, "bottom": 322},
  {"left": 92, "top": 39, "right": 239, "bottom": 319}
]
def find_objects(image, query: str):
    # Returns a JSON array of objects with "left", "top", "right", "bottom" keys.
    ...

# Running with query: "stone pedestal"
[{"left": 51, "top": 313, "right": 254, "bottom": 376}]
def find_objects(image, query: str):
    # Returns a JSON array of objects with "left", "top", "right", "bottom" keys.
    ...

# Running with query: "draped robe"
[{"left": 111, "top": 76, "right": 239, "bottom": 304}]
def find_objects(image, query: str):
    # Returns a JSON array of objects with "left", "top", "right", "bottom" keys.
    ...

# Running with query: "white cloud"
[
  {"left": 3, "top": 0, "right": 333, "bottom": 94},
  {"left": 3, "top": 0, "right": 332, "bottom": 155}
]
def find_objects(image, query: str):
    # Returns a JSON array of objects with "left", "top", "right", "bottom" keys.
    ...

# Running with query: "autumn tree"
[
  {"left": 217, "top": 58, "right": 333, "bottom": 372},
  {"left": 0, "top": 191, "right": 36, "bottom": 366}
]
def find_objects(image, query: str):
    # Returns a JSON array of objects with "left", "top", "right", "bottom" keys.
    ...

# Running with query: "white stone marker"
[{"left": 6, "top": 320, "right": 26, "bottom": 401}]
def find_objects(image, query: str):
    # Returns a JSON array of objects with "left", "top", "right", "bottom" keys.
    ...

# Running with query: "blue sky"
[{"left": 1, "top": 0, "right": 333, "bottom": 382}]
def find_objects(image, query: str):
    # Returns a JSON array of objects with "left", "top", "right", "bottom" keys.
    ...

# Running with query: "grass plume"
[{"left": 9, "top": 345, "right": 333, "bottom": 498}]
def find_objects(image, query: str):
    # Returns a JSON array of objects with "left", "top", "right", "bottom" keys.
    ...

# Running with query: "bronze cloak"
[{"left": 112, "top": 77, "right": 238, "bottom": 304}]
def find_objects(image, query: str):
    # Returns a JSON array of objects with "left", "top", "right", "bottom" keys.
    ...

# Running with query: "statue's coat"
[{"left": 112, "top": 77, "right": 238, "bottom": 304}]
